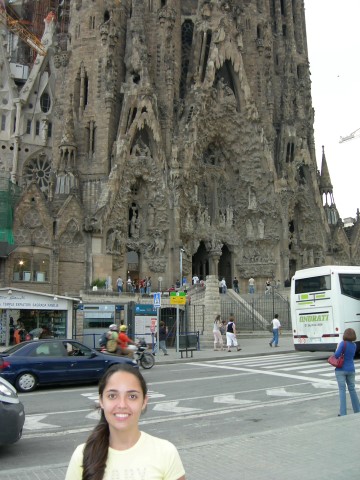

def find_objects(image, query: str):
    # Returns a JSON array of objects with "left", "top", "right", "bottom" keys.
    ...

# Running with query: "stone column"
[{"left": 203, "top": 247, "right": 221, "bottom": 334}]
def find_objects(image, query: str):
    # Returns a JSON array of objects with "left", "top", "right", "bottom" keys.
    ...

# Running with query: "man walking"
[
  {"left": 233, "top": 276, "right": 239, "bottom": 294},
  {"left": 269, "top": 313, "right": 281, "bottom": 347},
  {"left": 248, "top": 277, "right": 255, "bottom": 294},
  {"left": 116, "top": 276, "right": 123, "bottom": 293}
]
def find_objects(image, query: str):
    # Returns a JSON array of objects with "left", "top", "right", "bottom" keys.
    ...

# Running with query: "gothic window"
[
  {"left": 89, "top": 16, "right": 96, "bottom": 29},
  {"left": 104, "top": 10, "right": 110, "bottom": 22},
  {"left": 12, "top": 252, "right": 50, "bottom": 282},
  {"left": 48, "top": 122, "right": 52, "bottom": 138},
  {"left": 1, "top": 114, "right": 6, "bottom": 130},
  {"left": 200, "top": 30, "right": 212, "bottom": 83},
  {"left": 179, "top": 20, "right": 194, "bottom": 99},
  {"left": 86, "top": 121, "right": 96, "bottom": 155},
  {"left": 285, "top": 142, "right": 295, "bottom": 163},
  {"left": 35, "top": 120, "right": 40, "bottom": 136},
  {"left": 40, "top": 92, "right": 51, "bottom": 113},
  {"left": 257, "top": 25, "right": 263, "bottom": 39},
  {"left": 23, "top": 154, "right": 51, "bottom": 195},
  {"left": 26, "top": 119, "right": 31, "bottom": 134},
  {"left": 282, "top": 24, "right": 287, "bottom": 36},
  {"left": 280, "top": 0, "right": 285, "bottom": 15}
]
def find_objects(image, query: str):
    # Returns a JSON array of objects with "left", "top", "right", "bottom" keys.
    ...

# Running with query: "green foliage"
[{"left": 91, "top": 278, "right": 107, "bottom": 288}]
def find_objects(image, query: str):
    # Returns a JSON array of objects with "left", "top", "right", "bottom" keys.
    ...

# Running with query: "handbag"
[{"left": 327, "top": 341, "right": 347, "bottom": 368}]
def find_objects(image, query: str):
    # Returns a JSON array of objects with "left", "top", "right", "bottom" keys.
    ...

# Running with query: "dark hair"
[
  {"left": 274, "top": 314, "right": 278, "bottom": 319},
  {"left": 343, "top": 328, "right": 357, "bottom": 342},
  {"left": 215, "top": 314, "right": 221, "bottom": 322},
  {"left": 82, "top": 365, "right": 147, "bottom": 480}
]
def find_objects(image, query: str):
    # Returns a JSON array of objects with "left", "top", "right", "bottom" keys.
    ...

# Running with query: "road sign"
[
  {"left": 153, "top": 292, "right": 161, "bottom": 308},
  {"left": 170, "top": 291, "right": 186, "bottom": 305}
]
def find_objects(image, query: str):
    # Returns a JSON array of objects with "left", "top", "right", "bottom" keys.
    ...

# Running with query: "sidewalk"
[{"left": 3, "top": 336, "right": 358, "bottom": 480}]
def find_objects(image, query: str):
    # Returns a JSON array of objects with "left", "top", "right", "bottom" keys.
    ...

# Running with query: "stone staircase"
[{"left": 198, "top": 287, "right": 291, "bottom": 349}]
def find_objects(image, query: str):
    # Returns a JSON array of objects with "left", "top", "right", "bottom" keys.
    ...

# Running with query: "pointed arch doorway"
[
  {"left": 218, "top": 245, "right": 232, "bottom": 287},
  {"left": 192, "top": 241, "right": 209, "bottom": 282}
]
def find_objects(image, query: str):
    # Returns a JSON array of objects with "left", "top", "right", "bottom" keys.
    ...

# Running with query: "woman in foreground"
[{"left": 65, "top": 364, "right": 185, "bottom": 480}]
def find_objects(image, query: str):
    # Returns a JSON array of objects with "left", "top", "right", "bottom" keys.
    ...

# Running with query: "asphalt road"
[{"left": 0, "top": 350, "right": 349, "bottom": 472}]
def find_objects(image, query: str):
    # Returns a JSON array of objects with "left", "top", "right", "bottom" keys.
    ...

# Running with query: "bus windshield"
[
  {"left": 294, "top": 274, "right": 331, "bottom": 294},
  {"left": 339, "top": 274, "right": 360, "bottom": 300}
]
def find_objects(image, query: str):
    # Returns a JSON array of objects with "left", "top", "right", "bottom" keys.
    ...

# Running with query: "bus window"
[
  {"left": 295, "top": 274, "right": 331, "bottom": 294},
  {"left": 339, "top": 274, "right": 360, "bottom": 300}
]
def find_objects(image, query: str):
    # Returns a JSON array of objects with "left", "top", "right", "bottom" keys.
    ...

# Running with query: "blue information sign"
[{"left": 153, "top": 292, "right": 161, "bottom": 308}]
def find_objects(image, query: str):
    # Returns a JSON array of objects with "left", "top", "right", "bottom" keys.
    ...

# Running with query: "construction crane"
[
  {"left": 339, "top": 127, "right": 360, "bottom": 144},
  {"left": 0, "top": 1, "right": 47, "bottom": 56}
]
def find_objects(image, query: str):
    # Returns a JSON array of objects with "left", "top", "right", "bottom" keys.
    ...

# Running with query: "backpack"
[{"left": 98, "top": 332, "right": 107, "bottom": 348}]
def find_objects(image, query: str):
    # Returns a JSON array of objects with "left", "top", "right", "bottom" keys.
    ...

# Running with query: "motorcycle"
[{"left": 134, "top": 339, "right": 155, "bottom": 369}]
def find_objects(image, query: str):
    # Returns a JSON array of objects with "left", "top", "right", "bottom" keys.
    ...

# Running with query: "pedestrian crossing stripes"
[{"left": 206, "top": 353, "right": 360, "bottom": 380}]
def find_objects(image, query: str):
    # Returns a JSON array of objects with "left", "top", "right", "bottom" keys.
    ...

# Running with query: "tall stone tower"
[{"left": 1, "top": 0, "right": 358, "bottom": 295}]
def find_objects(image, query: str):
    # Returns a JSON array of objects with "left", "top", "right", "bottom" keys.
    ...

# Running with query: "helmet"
[
  {"left": 120, "top": 325, "right": 127, "bottom": 332},
  {"left": 109, "top": 324, "right": 118, "bottom": 331}
]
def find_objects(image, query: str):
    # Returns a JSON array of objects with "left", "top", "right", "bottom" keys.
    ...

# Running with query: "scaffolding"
[{"left": 0, "top": 175, "right": 21, "bottom": 257}]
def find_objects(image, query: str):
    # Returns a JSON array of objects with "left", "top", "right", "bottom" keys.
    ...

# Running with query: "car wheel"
[{"left": 15, "top": 372, "right": 38, "bottom": 392}]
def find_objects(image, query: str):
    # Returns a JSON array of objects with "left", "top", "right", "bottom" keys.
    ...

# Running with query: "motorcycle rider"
[
  {"left": 106, "top": 324, "right": 119, "bottom": 353},
  {"left": 118, "top": 325, "right": 137, "bottom": 358}
]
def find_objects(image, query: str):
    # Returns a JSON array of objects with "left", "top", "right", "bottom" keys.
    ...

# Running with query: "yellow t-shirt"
[{"left": 65, "top": 431, "right": 185, "bottom": 480}]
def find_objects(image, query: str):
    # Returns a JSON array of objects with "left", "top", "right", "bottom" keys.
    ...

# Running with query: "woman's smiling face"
[{"left": 99, "top": 371, "right": 148, "bottom": 434}]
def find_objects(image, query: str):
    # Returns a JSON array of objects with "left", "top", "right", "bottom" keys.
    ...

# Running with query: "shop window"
[{"left": 12, "top": 253, "right": 50, "bottom": 282}]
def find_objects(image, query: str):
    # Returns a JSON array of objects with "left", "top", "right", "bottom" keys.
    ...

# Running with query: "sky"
[{"left": 304, "top": 0, "right": 360, "bottom": 220}]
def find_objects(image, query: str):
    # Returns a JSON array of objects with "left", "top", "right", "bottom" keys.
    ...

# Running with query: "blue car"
[{"left": 0, "top": 339, "right": 138, "bottom": 393}]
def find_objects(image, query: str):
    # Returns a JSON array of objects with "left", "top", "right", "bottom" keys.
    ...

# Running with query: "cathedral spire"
[
  {"left": 319, "top": 146, "right": 339, "bottom": 225},
  {"left": 319, "top": 145, "right": 333, "bottom": 194}
]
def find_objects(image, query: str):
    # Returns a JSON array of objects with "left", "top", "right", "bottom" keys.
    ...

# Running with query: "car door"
[
  {"left": 26, "top": 342, "right": 70, "bottom": 384},
  {"left": 62, "top": 341, "right": 108, "bottom": 382}
]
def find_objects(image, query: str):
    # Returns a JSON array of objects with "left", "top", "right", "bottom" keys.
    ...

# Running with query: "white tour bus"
[{"left": 291, "top": 265, "right": 360, "bottom": 352}]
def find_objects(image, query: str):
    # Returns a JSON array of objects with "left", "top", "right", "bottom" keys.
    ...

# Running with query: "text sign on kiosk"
[
  {"left": 170, "top": 291, "right": 186, "bottom": 305},
  {"left": 153, "top": 292, "right": 161, "bottom": 308}
]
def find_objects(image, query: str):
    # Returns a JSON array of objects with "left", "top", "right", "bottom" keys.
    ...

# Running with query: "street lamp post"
[{"left": 180, "top": 248, "right": 184, "bottom": 287}]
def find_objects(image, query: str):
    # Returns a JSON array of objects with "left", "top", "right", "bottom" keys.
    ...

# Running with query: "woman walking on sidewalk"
[
  {"left": 226, "top": 314, "right": 241, "bottom": 352},
  {"left": 333, "top": 328, "right": 360, "bottom": 416},
  {"left": 213, "top": 315, "right": 224, "bottom": 351}
]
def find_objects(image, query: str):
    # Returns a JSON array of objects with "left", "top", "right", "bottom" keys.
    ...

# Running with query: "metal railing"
[{"left": 221, "top": 292, "right": 291, "bottom": 331}]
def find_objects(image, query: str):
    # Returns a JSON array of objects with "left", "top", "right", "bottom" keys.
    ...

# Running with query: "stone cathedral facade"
[{"left": 0, "top": 0, "right": 359, "bottom": 296}]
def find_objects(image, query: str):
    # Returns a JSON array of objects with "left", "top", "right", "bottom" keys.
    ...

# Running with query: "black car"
[
  {"left": 0, "top": 377, "right": 25, "bottom": 445},
  {"left": 0, "top": 339, "right": 138, "bottom": 393}
]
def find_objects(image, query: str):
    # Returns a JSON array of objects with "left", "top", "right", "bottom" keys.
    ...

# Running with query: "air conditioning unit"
[{"left": 9, "top": 63, "right": 29, "bottom": 81}]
